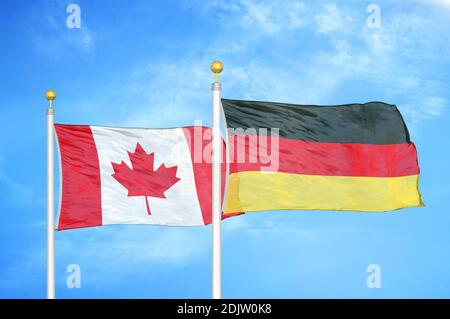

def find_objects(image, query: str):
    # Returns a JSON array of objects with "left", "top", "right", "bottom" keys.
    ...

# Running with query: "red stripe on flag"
[
  {"left": 55, "top": 124, "right": 102, "bottom": 230},
  {"left": 182, "top": 127, "right": 241, "bottom": 224},
  {"left": 229, "top": 135, "right": 419, "bottom": 177}
]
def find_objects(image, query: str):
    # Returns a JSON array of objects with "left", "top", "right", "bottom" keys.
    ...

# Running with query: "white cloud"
[
  {"left": 29, "top": 3, "right": 95, "bottom": 57},
  {"left": 315, "top": 3, "right": 351, "bottom": 34},
  {"left": 418, "top": 0, "right": 450, "bottom": 8},
  {"left": 425, "top": 97, "right": 447, "bottom": 116},
  {"left": 236, "top": 217, "right": 318, "bottom": 240},
  {"left": 33, "top": 25, "right": 94, "bottom": 56},
  {"left": 178, "top": 2, "right": 449, "bottom": 131},
  {"left": 117, "top": 59, "right": 213, "bottom": 128},
  {"left": 90, "top": 2, "right": 448, "bottom": 134},
  {"left": 206, "top": 0, "right": 306, "bottom": 34},
  {"left": 224, "top": 60, "right": 346, "bottom": 104},
  {"left": 403, "top": 96, "right": 447, "bottom": 128},
  {"left": 240, "top": 0, "right": 305, "bottom": 33},
  {"left": 310, "top": 4, "right": 448, "bottom": 129}
]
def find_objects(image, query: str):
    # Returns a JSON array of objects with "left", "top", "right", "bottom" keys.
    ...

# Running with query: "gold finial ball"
[
  {"left": 45, "top": 90, "right": 56, "bottom": 101},
  {"left": 210, "top": 61, "right": 223, "bottom": 74}
]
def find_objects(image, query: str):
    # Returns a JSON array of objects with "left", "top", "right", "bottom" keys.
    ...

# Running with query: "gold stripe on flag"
[{"left": 224, "top": 172, "right": 423, "bottom": 213}]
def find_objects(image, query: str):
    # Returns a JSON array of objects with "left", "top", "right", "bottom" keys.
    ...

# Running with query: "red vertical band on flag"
[
  {"left": 55, "top": 124, "right": 102, "bottom": 230},
  {"left": 183, "top": 126, "right": 232, "bottom": 225}
]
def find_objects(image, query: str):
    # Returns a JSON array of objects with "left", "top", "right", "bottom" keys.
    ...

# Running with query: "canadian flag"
[{"left": 55, "top": 124, "right": 232, "bottom": 230}]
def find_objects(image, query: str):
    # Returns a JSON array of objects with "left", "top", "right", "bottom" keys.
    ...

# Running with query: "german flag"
[{"left": 222, "top": 99, "right": 423, "bottom": 214}]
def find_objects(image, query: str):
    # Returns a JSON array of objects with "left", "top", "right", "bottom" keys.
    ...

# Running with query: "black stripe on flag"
[{"left": 221, "top": 99, "right": 410, "bottom": 144}]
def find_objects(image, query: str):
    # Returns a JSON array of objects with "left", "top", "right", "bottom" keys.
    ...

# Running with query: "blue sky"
[{"left": 0, "top": 0, "right": 450, "bottom": 298}]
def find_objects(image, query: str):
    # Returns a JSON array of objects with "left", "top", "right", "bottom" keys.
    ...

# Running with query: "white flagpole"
[
  {"left": 45, "top": 90, "right": 56, "bottom": 299},
  {"left": 211, "top": 61, "right": 223, "bottom": 299}
]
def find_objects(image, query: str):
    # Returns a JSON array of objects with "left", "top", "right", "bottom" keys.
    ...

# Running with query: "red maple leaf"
[{"left": 111, "top": 143, "right": 180, "bottom": 215}]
